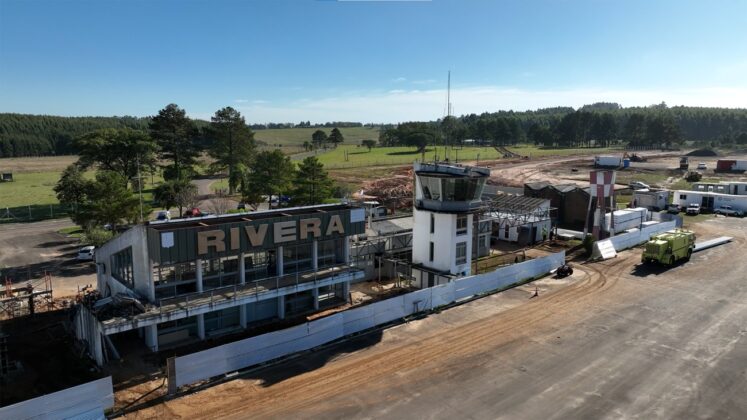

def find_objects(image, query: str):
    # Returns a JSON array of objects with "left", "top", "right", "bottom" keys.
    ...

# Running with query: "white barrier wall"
[
  {"left": 0, "top": 376, "right": 113, "bottom": 420},
  {"left": 173, "top": 251, "right": 566, "bottom": 388},
  {"left": 594, "top": 220, "right": 678, "bottom": 258}
]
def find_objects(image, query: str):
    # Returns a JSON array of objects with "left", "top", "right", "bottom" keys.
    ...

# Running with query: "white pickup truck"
[{"left": 686, "top": 203, "right": 701, "bottom": 215}]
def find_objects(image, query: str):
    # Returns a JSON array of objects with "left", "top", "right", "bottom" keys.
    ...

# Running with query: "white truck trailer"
[{"left": 594, "top": 156, "right": 622, "bottom": 168}]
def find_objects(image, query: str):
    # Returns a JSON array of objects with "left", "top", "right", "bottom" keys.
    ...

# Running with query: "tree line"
[
  {"left": 53, "top": 104, "right": 337, "bottom": 239},
  {"left": 378, "top": 103, "right": 747, "bottom": 151}
]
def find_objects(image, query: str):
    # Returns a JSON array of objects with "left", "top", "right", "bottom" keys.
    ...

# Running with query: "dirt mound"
[{"left": 686, "top": 148, "right": 718, "bottom": 157}]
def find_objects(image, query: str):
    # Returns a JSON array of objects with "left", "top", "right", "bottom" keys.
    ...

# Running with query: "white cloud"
[
  {"left": 412, "top": 79, "right": 437, "bottom": 85},
  {"left": 226, "top": 85, "right": 747, "bottom": 124},
  {"left": 252, "top": 99, "right": 268, "bottom": 104},
  {"left": 392, "top": 77, "right": 407, "bottom": 83},
  {"left": 234, "top": 99, "right": 249, "bottom": 103}
]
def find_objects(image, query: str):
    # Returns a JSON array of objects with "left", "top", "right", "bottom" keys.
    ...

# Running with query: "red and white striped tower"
[{"left": 587, "top": 170, "right": 616, "bottom": 240}]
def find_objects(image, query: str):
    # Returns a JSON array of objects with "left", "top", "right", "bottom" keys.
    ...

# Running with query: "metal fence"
[{"left": 0, "top": 204, "right": 76, "bottom": 224}]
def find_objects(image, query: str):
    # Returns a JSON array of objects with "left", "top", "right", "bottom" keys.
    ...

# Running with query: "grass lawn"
[
  {"left": 0, "top": 171, "right": 67, "bottom": 207},
  {"left": 0, "top": 166, "right": 163, "bottom": 208},
  {"left": 315, "top": 144, "right": 615, "bottom": 169}
]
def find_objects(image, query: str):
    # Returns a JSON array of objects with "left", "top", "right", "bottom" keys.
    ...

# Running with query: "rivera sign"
[{"left": 196, "top": 215, "right": 346, "bottom": 255}]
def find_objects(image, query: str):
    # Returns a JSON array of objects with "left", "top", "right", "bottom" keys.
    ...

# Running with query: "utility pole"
[{"left": 134, "top": 156, "right": 144, "bottom": 222}]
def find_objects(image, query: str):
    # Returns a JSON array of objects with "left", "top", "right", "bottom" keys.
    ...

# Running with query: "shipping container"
[
  {"left": 632, "top": 190, "right": 669, "bottom": 211},
  {"left": 604, "top": 207, "right": 647, "bottom": 234},
  {"left": 716, "top": 159, "right": 737, "bottom": 172}
]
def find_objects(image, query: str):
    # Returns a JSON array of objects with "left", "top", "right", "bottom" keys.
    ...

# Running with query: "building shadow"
[{"left": 246, "top": 329, "right": 385, "bottom": 387}]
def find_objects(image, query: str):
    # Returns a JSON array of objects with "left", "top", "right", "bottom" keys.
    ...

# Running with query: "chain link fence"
[{"left": 0, "top": 204, "right": 77, "bottom": 224}]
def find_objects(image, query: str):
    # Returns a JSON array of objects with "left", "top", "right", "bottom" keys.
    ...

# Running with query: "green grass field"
[
  {"left": 315, "top": 144, "right": 615, "bottom": 169},
  {"left": 255, "top": 126, "right": 380, "bottom": 147},
  {"left": 0, "top": 167, "right": 162, "bottom": 208}
]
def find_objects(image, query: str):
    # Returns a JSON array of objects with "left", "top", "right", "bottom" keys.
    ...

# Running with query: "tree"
[
  {"left": 149, "top": 104, "right": 200, "bottom": 180},
  {"left": 78, "top": 171, "right": 141, "bottom": 230},
  {"left": 361, "top": 139, "right": 376, "bottom": 151},
  {"left": 302, "top": 141, "right": 312, "bottom": 152},
  {"left": 292, "top": 156, "right": 334, "bottom": 205},
  {"left": 624, "top": 113, "right": 647, "bottom": 147},
  {"left": 73, "top": 128, "right": 157, "bottom": 186},
  {"left": 205, "top": 107, "right": 256, "bottom": 194},
  {"left": 153, "top": 178, "right": 198, "bottom": 215},
  {"left": 243, "top": 150, "right": 295, "bottom": 207},
  {"left": 646, "top": 114, "right": 681, "bottom": 149},
  {"left": 328, "top": 127, "right": 344, "bottom": 148},
  {"left": 312, "top": 129, "right": 328, "bottom": 149},
  {"left": 54, "top": 164, "right": 90, "bottom": 208}
]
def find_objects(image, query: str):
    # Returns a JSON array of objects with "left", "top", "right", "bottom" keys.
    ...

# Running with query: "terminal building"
[
  {"left": 80, "top": 204, "right": 366, "bottom": 363},
  {"left": 76, "top": 162, "right": 547, "bottom": 365}
]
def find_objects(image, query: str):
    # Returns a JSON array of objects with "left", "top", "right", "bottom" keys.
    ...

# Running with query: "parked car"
[
  {"left": 667, "top": 204, "right": 681, "bottom": 214},
  {"left": 686, "top": 203, "right": 701, "bottom": 215},
  {"left": 183, "top": 207, "right": 202, "bottom": 218},
  {"left": 629, "top": 181, "right": 650, "bottom": 190},
  {"left": 156, "top": 210, "right": 171, "bottom": 221},
  {"left": 77, "top": 246, "right": 95, "bottom": 261},
  {"left": 714, "top": 205, "right": 744, "bottom": 217},
  {"left": 697, "top": 162, "right": 708, "bottom": 170}
]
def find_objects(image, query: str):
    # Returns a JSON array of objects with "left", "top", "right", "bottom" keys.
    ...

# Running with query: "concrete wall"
[
  {"left": 171, "top": 251, "right": 565, "bottom": 388},
  {"left": 412, "top": 209, "right": 473, "bottom": 276},
  {"left": 0, "top": 376, "right": 113, "bottom": 419},
  {"left": 95, "top": 224, "right": 154, "bottom": 301}
]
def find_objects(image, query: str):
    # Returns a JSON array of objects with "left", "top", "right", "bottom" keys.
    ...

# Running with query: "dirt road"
[{"left": 127, "top": 218, "right": 747, "bottom": 419}]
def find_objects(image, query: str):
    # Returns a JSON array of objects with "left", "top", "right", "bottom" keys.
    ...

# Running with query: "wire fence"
[{"left": 0, "top": 204, "right": 77, "bottom": 224}]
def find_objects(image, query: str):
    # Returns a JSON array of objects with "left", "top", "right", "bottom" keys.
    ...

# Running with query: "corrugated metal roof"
[{"left": 490, "top": 194, "right": 548, "bottom": 211}]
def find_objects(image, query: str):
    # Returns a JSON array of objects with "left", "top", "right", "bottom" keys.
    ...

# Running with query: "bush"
[
  {"left": 582, "top": 234, "right": 595, "bottom": 256},
  {"left": 82, "top": 227, "right": 114, "bottom": 247},
  {"left": 685, "top": 171, "right": 702, "bottom": 182}
]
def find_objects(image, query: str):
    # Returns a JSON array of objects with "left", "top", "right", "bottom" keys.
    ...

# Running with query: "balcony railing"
[{"left": 155, "top": 264, "right": 361, "bottom": 314}]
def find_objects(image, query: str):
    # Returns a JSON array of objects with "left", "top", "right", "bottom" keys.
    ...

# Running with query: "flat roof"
[
  {"left": 370, "top": 216, "right": 414, "bottom": 235},
  {"left": 148, "top": 203, "right": 358, "bottom": 231}
]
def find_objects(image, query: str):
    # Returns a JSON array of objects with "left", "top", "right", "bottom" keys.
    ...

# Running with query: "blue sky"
[{"left": 1, "top": 0, "right": 746, "bottom": 123}]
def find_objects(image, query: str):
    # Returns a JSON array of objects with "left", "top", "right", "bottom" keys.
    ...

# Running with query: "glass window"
[
  {"left": 421, "top": 176, "right": 442, "bottom": 200},
  {"left": 111, "top": 247, "right": 134, "bottom": 288},
  {"left": 456, "top": 215, "right": 468, "bottom": 235},
  {"left": 429, "top": 242, "right": 434, "bottom": 261},
  {"left": 430, "top": 213, "right": 435, "bottom": 233},
  {"left": 455, "top": 242, "right": 467, "bottom": 265},
  {"left": 680, "top": 194, "right": 687, "bottom": 200}
]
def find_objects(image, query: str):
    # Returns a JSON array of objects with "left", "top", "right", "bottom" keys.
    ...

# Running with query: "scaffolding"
[
  {"left": 0, "top": 272, "right": 53, "bottom": 319},
  {"left": 482, "top": 194, "right": 554, "bottom": 227}
]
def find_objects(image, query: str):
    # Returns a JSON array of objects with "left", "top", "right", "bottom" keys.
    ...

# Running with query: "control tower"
[{"left": 411, "top": 162, "right": 489, "bottom": 286}]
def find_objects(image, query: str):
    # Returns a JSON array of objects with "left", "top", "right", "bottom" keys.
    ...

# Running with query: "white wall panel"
[
  {"left": 173, "top": 252, "right": 566, "bottom": 388},
  {"left": 0, "top": 376, "right": 113, "bottom": 420}
]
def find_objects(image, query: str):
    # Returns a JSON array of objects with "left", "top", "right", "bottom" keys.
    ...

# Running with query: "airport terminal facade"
[{"left": 92, "top": 204, "right": 366, "bottom": 355}]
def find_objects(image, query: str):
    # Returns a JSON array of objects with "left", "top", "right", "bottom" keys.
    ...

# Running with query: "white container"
[{"left": 594, "top": 156, "right": 622, "bottom": 167}]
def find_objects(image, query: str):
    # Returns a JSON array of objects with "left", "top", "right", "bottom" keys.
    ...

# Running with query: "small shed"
[{"left": 1, "top": 172, "right": 12, "bottom": 182}]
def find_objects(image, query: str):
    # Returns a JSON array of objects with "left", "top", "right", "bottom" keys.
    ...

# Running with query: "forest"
[{"left": 2, "top": 103, "right": 747, "bottom": 157}]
